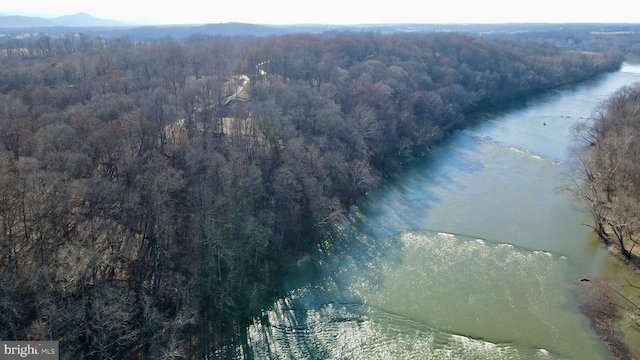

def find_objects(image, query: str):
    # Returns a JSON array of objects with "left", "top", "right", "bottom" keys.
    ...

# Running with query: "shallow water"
[{"left": 224, "top": 64, "right": 640, "bottom": 359}]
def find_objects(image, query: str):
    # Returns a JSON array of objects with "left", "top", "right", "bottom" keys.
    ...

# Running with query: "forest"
[
  {"left": 574, "top": 84, "right": 640, "bottom": 261},
  {"left": 0, "top": 31, "right": 623, "bottom": 358}
]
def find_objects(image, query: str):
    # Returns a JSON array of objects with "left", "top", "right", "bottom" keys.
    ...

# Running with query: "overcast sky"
[{"left": 2, "top": 0, "right": 638, "bottom": 25}]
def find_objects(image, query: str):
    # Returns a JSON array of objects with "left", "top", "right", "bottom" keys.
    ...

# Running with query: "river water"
[{"left": 224, "top": 64, "right": 640, "bottom": 359}]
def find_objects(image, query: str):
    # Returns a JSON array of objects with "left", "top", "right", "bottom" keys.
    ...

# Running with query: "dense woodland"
[
  {"left": 0, "top": 31, "right": 623, "bottom": 358},
  {"left": 574, "top": 84, "right": 640, "bottom": 261}
]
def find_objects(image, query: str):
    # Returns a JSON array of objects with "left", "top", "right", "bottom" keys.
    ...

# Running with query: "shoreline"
[
  {"left": 580, "top": 278, "right": 633, "bottom": 360},
  {"left": 581, "top": 237, "right": 640, "bottom": 360}
]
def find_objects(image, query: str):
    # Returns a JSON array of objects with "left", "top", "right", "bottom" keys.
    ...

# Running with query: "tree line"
[
  {"left": 573, "top": 84, "right": 640, "bottom": 260},
  {"left": 0, "top": 31, "right": 622, "bottom": 359}
]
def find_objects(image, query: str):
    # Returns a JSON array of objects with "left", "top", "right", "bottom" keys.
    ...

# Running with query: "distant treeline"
[
  {"left": 0, "top": 32, "right": 622, "bottom": 358},
  {"left": 3, "top": 22, "right": 640, "bottom": 54},
  {"left": 480, "top": 23, "right": 640, "bottom": 56}
]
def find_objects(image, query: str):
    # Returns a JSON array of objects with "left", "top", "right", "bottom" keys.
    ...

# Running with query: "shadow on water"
[
  {"left": 214, "top": 135, "right": 490, "bottom": 359},
  {"left": 354, "top": 128, "right": 488, "bottom": 239}
]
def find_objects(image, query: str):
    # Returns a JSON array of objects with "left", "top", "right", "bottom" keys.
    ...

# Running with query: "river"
[{"left": 221, "top": 64, "right": 640, "bottom": 359}]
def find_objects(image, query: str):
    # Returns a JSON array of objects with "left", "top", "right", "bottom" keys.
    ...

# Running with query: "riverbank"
[
  {"left": 603, "top": 235, "right": 640, "bottom": 276},
  {"left": 581, "top": 234, "right": 640, "bottom": 360},
  {"left": 580, "top": 277, "right": 633, "bottom": 360}
]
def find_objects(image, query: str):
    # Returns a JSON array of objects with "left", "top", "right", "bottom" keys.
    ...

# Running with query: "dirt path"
[{"left": 223, "top": 75, "right": 249, "bottom": 105}]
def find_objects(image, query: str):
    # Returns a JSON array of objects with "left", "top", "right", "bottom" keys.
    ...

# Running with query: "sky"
[{"left": 1, "top": 0, "right": 638, "bottom": 25}]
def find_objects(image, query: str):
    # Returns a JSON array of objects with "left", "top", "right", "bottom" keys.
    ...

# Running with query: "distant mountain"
[
  {"left": 52, "top": 12, "right": 127, "bottom": 27},
  {"left": 119, "top": 22, "right": 291, "bottom": 39},
  {"left": 0, "top": 15, "right": 56, "bottom": 28},
  {"left": 0, "top": 12, "right": 128, "bottom": 28}
]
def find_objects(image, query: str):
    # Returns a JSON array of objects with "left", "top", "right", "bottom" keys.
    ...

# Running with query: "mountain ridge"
[
  {"left": 52, "top": 12, "right": 128, "bottom": 27},
  {"left": 0, "top": 12, "right": 130, "bottom": 28}
]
